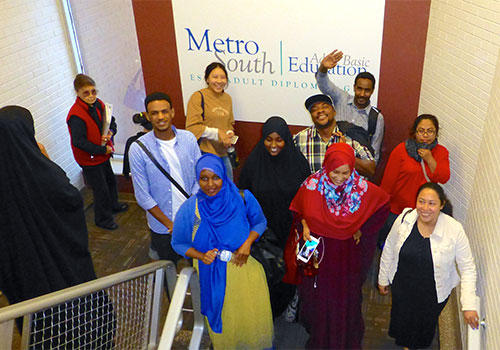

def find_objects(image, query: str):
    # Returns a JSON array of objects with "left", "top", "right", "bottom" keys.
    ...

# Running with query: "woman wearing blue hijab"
[{"left": 172, "top": 154, "right": 273, "bottom": 349}]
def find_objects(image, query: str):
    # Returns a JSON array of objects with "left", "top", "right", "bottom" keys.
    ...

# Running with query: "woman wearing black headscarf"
[
  {"left": 0, "top": 106, "right": 99, "bottom": 343},
  {"left": 239, "top": 116, "right": 311, "bottom": 317}
]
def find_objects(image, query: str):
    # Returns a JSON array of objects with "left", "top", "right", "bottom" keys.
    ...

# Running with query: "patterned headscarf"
[{"left": 290, "top": 143, "right": 389, "bottom": 239}]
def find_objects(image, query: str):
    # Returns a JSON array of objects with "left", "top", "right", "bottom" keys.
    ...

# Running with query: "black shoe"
[
  {"left": 112, "top": 203, "right": 129, "bottom": 213},
  {"left": 96, "top": 222, "right": 118, "bottom": 230}
]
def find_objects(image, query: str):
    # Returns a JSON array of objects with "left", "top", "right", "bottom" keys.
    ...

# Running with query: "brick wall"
[
  {"left": 419, "top": 0, "right": 500, "bottom": 347},
  {"left": 0, "top": 0, "right": 84, "bottom": 188},
  {"left": 465, "top": 50, "right": 500, "bottom": 350},
  {"left": 69, "top": 0, "right": 145, "bottom": 154}
]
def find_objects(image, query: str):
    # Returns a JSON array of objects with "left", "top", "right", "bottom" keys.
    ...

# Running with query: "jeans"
[{"left": 221, "top": 155, "right": 234, "bottom": 181}]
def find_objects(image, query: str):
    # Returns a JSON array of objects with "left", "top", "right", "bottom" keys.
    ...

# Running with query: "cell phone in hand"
[{"left": 297, "top": 236, "right": 320, "bottom": 263}]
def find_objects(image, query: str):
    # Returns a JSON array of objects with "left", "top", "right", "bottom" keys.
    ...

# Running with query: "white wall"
[
  {"left": 0, "top": 0, "right": 145, "bottom": 187},
  {"left": 171, "top": 0, "right": 385, "bottom": 126},
  {"left": 0, "top": 0, "right": 84, "bottom": 188},
  {"left": 465, "top": 49, "right": 500, "bottom": 350},
  {"left": 419, "top": 0, "right": 500, "bottom": 347},
  {"left": 69, "top": 0, "right": 145, "bottom": 154}
]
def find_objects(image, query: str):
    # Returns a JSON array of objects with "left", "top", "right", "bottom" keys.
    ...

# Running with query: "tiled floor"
[{"left": 1, "top": 190, "right": 441, "bottom": 349}]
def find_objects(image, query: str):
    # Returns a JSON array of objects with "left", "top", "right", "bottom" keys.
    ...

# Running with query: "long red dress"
[
  {"left": 286, "top": 143, "right": 390, "bottom": 349},
  {"left": 296, "top": 204, "right": 389, "bottom": 349}
]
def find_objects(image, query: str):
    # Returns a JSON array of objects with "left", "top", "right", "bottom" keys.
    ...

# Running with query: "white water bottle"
[{"left": 216, "top": 249, "right": 232, "bottom": 262}]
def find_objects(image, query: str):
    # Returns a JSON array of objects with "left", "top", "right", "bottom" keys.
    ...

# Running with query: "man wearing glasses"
[{"left": 67, "top": 74, "right": 128, "bottom": 230}]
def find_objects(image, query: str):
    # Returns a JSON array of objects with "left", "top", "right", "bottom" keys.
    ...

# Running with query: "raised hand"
[
  {"left": 320, "top": 49, "right": 344, "bottom": 71},
  {"left": 417, "top": 148, "right": 433, "bottom": 162}
]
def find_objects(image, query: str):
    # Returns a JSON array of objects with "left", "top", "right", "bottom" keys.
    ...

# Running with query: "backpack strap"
[
  {"left": 199, "top": 91, "right": 205, "bottom": 121},
  {"left": 368, "top": 107, "right": 379, "bottom": 139}
]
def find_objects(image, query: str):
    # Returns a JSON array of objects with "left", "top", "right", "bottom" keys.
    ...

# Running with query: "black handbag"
[
  {"left": 238, "top": 190, "right": 286, "bottom": 286},
  {"left": 251, "top": 228, "right": 286, "bottom": 287}
]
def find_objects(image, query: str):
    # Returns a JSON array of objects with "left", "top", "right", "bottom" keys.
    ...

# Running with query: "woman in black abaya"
[
  {"left": 239, "top": 116, "right": 311, "bottom": 318},
  {"left": 0, "top": 106, "right": 108, "bottom": 347}
]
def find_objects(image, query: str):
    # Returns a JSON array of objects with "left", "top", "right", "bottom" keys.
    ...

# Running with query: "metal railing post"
[
  {"left": 158, "top": 267, "right": 204, "bottom": 350},
  {"left": 21, "top": 314, "right": 32, "bottom": 349}
]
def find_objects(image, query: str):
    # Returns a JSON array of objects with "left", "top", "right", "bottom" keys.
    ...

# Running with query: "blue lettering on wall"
[
  {"left": 185, "top": 28, "right": 260, "bottom": 55},
  {"left": 186, "top": 28, "right": 210, "bottom": 51}
]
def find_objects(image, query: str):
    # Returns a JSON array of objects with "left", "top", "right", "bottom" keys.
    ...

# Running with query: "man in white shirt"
[{"left": 129, "top": 92, "right": 201, "bottom": 264}]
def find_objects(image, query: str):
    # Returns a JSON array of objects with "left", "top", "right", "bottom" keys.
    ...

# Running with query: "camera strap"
[{"left": 134, "top": 140, "right": 190, "bottom": 199}]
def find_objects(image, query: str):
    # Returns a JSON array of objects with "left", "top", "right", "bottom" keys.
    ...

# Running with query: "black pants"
[
  {"left": 150, "top": 230, "right": 182, "bottom": 300},
  {"left": 82, "top": 160, "right": 119, "bottom": 226},
  {"left": 150, "top": 230, "right": 182, "bottom": 265}
]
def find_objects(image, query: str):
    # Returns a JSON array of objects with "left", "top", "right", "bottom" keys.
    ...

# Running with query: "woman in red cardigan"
[{"left": 378, "top": 114, "right": 450, "bottom": 247}]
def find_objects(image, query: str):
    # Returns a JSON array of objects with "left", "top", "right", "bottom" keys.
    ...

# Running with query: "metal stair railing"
[
  {"left": 158, "top": 267, "right": 204, "bottom": 350},
  {"left": 0, "top": 261, "right": 177, "bottom": 349}
]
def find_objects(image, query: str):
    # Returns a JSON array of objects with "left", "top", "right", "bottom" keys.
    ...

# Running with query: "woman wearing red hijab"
[{"left": 287, "top": 143, "right": 390, "bottom": 349}]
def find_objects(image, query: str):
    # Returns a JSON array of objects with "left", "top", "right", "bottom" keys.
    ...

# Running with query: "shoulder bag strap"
[
  {"left": 135, "top": 140, "right": 190, "bottom": 199},
  {"left": 420, "top": 160, "right": 431, "bottom": 182},
  {"left": 400, "top": 207, "right": 413, "bottom": 224},
  {"left": 193, "top": 198, "right": 201, "bottom": 241},
  {"left": 199, "top": 91, "right": 205, "bottom": 120}
]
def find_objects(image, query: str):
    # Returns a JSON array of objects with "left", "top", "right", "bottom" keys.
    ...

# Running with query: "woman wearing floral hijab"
[
  {"left": 286, "top": 143, "right": 389, "bottom": 349},
  {"left": 172, "top": 154, "right": 273, "bottom": 349}
]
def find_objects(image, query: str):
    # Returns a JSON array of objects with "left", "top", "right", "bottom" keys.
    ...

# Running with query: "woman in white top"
[{"left": 378, "top": 182, "right": 478, "bottom": 349}]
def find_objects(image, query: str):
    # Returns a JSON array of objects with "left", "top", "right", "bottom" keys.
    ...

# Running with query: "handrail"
[
  {"left": 158, "top": 267, "right": 204, "bottom": 350},
  {"left": 0, "top": 261, "right": 175, "bottom": 323},
  {"left": 467, "top": 296, "right": 485, "bottom": 350}
]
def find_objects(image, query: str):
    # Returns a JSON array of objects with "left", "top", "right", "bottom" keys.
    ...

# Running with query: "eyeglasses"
[
  {"left": 416, "top": 128, "right": 436, "bottom": 136},
  {"left": 81, "top": 89, "right": 98, "bottom": 97}
]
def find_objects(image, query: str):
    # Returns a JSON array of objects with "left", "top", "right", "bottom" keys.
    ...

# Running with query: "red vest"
[{"left": 66, "top": 97, "right": 111, "bottom": 166}]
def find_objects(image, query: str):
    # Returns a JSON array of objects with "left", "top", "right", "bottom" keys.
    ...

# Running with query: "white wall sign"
[{"left": 172, "top": 0, "right": 385, "bottom": 126}]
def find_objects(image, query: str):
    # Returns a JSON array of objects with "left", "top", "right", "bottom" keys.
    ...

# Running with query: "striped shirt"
[
  {"left": 316, "top": 71, "right": 384, "bottom": 162},
  {"left": 293, "top": 125, "right": 374, "bottom": 173}
]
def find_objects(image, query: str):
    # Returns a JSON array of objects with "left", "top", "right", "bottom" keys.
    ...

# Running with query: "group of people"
[
  {"left": 125, "top": 51, "right": 477, "bottom": 349},
  {"left": 0, "top": 48, "right": 479, "bottom": 350}
]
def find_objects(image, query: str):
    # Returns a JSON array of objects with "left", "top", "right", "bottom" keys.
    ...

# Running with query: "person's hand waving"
[{"left": 319, "top": 49, "right": 344, "bottom": 72}]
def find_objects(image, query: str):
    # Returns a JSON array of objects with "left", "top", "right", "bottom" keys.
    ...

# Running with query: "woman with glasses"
[
  {"left": 66, "top": 74, "right": 128, "bottom": 231},
  {"left": 378, "top": 114, "right": 450, "bottom": 246}
]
